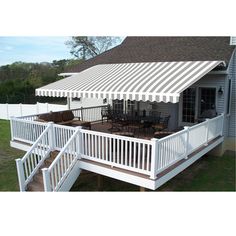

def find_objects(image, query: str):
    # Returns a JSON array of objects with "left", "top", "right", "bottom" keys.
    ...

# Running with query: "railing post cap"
[
  {"left": 184, "top": 126, "right": 189, "bottom": 129},
  {"left": 41, "top": 168, "right": 48, "bottom": 172},
  {"left": 15, "top": 158, "right": 22, "bottom": 162},
  {"left": 151, "top": 138, "right": 159, "bottom": 141}
]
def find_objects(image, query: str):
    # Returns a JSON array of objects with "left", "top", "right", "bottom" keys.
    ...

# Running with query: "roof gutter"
[{"left": 58, "top": 72, "right": 79, "bottom": 77}]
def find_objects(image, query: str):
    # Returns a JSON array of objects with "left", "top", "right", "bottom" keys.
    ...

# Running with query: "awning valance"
[{"left": 36, "top": 61, "right": 223, "bottom": 103}]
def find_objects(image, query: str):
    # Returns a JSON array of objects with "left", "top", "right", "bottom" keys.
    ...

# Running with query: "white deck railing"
[
  {"left": 53, "top": 124, "right": 76, "bottom": 150},
  {"left": 12, "top": 109, "right": 224, "bottom": 190},
  {"left": 15, "top": 123, "right": 53, "bottom": 191},
  {"left": 11, "top": 118, "right": 48, "bottom": 144},
  {"left": 80, "top": 129, "right": 153, "bottom": 175},
  {"left": 152, "top": 113, "right": 224, "bottom": 177}
]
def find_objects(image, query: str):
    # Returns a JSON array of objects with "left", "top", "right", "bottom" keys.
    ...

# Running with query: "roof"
[
  {"left": 36, "top": 61, "right": 222, "bottom": 103},
  {"left": 68, "top": 37, "right": 236, "bottom": 73}
]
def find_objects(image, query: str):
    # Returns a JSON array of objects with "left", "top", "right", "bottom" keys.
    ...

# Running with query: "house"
[{"left": 11, "top": 37, "right": 236, "bottom": 191}]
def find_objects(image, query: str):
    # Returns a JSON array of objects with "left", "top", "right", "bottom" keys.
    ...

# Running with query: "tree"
[{"left": 66, "top": 36, "right": 122, "bottom": 60}]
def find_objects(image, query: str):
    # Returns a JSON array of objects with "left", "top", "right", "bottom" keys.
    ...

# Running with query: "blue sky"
[{"left": 0, "top": 37, "right": 73, "bottom": 66}]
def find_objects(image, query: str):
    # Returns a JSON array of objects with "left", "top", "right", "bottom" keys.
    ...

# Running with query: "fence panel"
[{"left": 0, "top": 103, "right": 67, "bottom": 120}]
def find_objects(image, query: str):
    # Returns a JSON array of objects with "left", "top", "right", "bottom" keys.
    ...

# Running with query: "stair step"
[
  {"left": 26, "top": 150, "right": 59, "bottom": 192},
  {"left": 27, "top": 180, "right": 44, "bottom": 192},
  {"left": 33, "top": 172, "right": 44, "bottom": 184}
]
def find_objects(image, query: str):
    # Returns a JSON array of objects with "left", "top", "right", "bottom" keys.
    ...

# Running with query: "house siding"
[
  {"left": 228, "top": 49, "right": 236, "bottom": 137},
  {"left": 70, "top": 98, "right": 105, "bottom": 110}
]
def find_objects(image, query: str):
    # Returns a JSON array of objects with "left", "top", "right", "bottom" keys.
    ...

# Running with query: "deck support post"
[
  {"left": 184, "top": 126, "right": 190, "bottom": 159},
  {"left": 97, "top": 174, "right": 103, "bottom": 191},
  {"left": 140, "top": 186, "right": 146, "bottom": 192},
  {"left": 150, "top": 138, "right": 159, "bottom": 180},
  {"left": 42, "top": 168, "right": 51, "bottom": 192},
  {"left": 15, "top": 159, "right": 25, "bottom": 191}
]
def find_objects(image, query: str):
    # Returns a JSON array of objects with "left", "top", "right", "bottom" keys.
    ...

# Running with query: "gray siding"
[
  {"left": 70, "top": 98, "right": 105, "bottom": 110},
  {"left": 228, "top": 50, "right": 236, "bottom": 137}
]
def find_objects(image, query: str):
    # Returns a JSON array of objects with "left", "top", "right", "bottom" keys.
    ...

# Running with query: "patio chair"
[
  {"left": 101, "top": 105, "right": 112, "bottom": 124},
  {"left": 198, "top": 109, "right": 217, "bottom": 123},
  {"left": 152, "top": 115, "right": 170, "bottom": 132}
]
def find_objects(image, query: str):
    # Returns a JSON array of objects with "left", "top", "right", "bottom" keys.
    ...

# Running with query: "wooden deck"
[{"left": 91, "top": 121, "right": 159, "bottom": 140}]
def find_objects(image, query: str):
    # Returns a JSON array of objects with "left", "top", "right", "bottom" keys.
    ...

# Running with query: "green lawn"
[
  {"left": 0, "top": 119, "right": 235, "bottom": 191},
  {"left": 0, "top": 119, "right": 25, "bottom": 191}
]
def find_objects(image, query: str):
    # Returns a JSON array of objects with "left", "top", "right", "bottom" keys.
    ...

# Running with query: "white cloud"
[{"left": 5, "top": 46, "right": 13, "bottom": 50}]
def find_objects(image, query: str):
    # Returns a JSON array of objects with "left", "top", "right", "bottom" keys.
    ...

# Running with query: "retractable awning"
[{"left": 36, "top": 61, "right": 223, "bottom": 103}]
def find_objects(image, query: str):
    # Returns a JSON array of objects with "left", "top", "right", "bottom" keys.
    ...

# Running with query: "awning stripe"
[{"left": 35, "top": 61, "right": 223, "bottom": 103}]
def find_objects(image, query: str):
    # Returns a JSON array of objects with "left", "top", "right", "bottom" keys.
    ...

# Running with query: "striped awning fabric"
[{"left": 36, "top": 61, "right": 223, "bottom": 103}]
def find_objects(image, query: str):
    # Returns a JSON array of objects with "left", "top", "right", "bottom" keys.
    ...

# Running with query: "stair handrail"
[
  {"left": 43, "top": 127, "right": 81, "bottom": 191},
  {"left": 15, "top": 122, "right": 54, "bottom": 191}
]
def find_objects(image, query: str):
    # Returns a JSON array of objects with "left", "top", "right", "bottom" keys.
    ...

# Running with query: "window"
[
  {"left": 127, "top": 100, "right": 135, "bottom": 115},
  {"left": 182, "top": 88, "right": 196, "bottom": 123},
  {"left": 199, "top": 87, "right": 216, "bottom": 115},
  {"left": 112, "top": 99, "right": 124, "bottom": 113},
  {"left": 72, "top": 97, "right": 81, "bottom": 102},
  {"left": 227, "top": 80, "right": 232, "bottom": 115}
]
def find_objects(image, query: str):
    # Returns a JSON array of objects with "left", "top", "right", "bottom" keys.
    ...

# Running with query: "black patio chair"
[
  {"left": 152, "top": 115, "right": 170, "bottom": 132},
  {"left": 101, "top": 105, "right": 112, "bottom": 124},
  {"left": 197, "top": 109, "right": 217, "bottom": 123}
]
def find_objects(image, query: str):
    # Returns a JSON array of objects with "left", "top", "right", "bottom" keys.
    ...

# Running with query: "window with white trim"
[{"left": 182, "top": 88, "right": 196, "bottom": 123}]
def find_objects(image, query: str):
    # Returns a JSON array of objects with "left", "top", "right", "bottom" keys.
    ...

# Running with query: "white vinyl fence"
[{"left": 0, "top": 102, "right": 68, "bottom": 120}]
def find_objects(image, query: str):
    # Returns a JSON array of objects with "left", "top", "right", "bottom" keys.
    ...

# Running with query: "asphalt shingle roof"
[{"left": 68, "top": 37, "right": 236, "bottom": 73}]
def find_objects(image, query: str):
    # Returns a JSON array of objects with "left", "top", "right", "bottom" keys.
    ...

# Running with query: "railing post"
[
  {"left": 220, "top": 113, "right": 224, "bottom": 136},
  {"left": 184, "top": 126, "right": 190, "bottom": 159},
  {"left": 205, "top": 119, "right": 210, "bottom": 146},
  {"left": 48, "top": 122, "right": 55, "bottom": 151},
  {"left": 76, "top": 126, "right": 83, "bottom": 159},
  {"left": 15, "top": 159, "right": 25, "bottom": 191},
  {"left": 10, "top": 116, "right": 14, "bottom": 141},
  {"left": 150, "top": 138, "right": 159, "bottom": 179},
  {"left": 81, "top": 106, "right": 84, "bottom": 121},
  {"left": 42, "top": 168, "right": 51, "bottom": 192}
]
